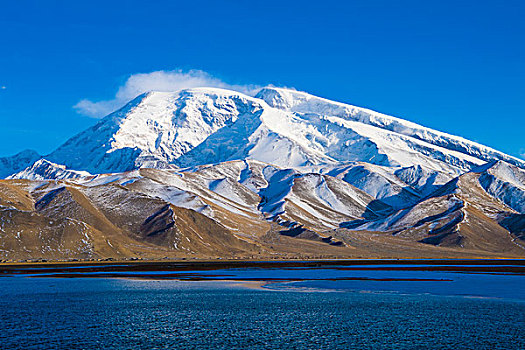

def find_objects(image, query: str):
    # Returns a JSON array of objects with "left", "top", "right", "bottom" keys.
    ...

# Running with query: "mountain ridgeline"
[{"left": 1, "top": 87, "right": 524, "bottom": 260}]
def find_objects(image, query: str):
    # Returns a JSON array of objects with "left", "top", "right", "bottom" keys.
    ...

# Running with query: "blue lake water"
[{"left": 0, "top": 264, "right": 524, "bottom": 349}]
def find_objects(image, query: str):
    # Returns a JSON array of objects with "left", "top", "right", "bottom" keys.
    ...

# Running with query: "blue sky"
[{"left": 0, "top": 0, "right": 523, "bottom": 158}]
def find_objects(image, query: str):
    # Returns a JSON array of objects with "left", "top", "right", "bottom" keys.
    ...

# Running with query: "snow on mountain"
[
  {"left": 172, "top": 161, "right": 392, "bottom": 231},
  {"left": 16, "top": 86, "right": 519, "bottom": 179},
  {"left": 176, "top": 89, "right": 490, "bottom": 172},
  {"left": 256, "top": 87, "right": 525, "bottom": 169},
  {"left": 323, "top": 161, "right": 455, "bottom": 210},
  {"left": 394, "top": 164, "right": 454, "bottom": 197},
  {"left": 2, "top": 86, "right": 525, "bottom": 245},
  {"left": 337, "top": 166, "right": 525, "bottom": 251},
  {"left": 342, "top": 159, "right": 525, "bottom": 245},
  {"left": 47, "top": 89, "right": 264, "bottom": 173},
  {"left": 475, "top": 161, "right": 525, "bottom": 214},
  {"left": 0, "top": 149, "right": 41, "bottom": 178},
  {"left": 1, "top": 87, "right": 525, "bottom": 260},
  {"left": 8, "top": 159, "right": 91, "bottom": 181}
]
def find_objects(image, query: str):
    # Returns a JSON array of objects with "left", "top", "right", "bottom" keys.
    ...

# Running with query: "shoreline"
[
  {"left": 1, "top": 258, "right": 524, "bottom": 279},
  {"left": 1, "top": 257, "right": 524, "bottom": 267}
]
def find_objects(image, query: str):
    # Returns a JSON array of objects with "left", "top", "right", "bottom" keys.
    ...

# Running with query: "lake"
[{"left": 0, "top": 261, "right": 523, "bottom": 349}]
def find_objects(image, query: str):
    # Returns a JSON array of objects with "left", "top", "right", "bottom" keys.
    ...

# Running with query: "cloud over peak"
[{"left": 74, "top": 70, "right": 262, "bottom": 118}]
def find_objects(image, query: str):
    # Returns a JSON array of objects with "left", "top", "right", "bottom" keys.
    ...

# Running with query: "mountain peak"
[
  {"left": 47, "top": 87, "right": 265, "bottom": 173},
  {"left": 0, "top": 149, "right": 41, "bottom": 178},
  {"left": 2, "top": 87, "right": 524, "bottom": 179},
  {"left": 9, "top": 158, "right": 91, "bottom": 181},
  {"left": 255, "top": 87, "right": 301, "bottom": 108}
]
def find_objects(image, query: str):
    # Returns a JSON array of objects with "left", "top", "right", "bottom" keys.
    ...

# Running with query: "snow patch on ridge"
[{"left": 8, "top": 159, "right": 91, "bottom": 181}]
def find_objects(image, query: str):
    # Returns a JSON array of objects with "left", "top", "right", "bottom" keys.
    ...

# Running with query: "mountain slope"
[
  {"left": 1, "top": 86, "right": 524, "bottom": 260},
  {"left": 256, "top": 87, "right": 525, "bottom": 168},
  {"left": 342, "top": 161, "right": 525, "bottom": 254},
  {"left": 1, "top": 161, "right": 524, "bottom": 261},
  {"left": 47, "top": 89, "right": 264, "bottom": 173}
]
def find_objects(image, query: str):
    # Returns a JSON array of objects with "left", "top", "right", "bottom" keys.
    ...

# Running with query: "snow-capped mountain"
[
  {"left": 256, "top": 87, "right": 525, "bottom": 169},
  {"left": 0, "top": 149, "right": 40, "bottom": 178},
  {"left": 18, "top": 86, "right": 522, "bottom": 177},
  {"left": 1, "top": 87, "right": 524, "bottom": 260}
]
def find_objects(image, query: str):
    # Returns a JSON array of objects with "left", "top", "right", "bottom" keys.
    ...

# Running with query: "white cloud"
[{"left": 74, "top": 70, "right": 262, "bottom": 118}]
